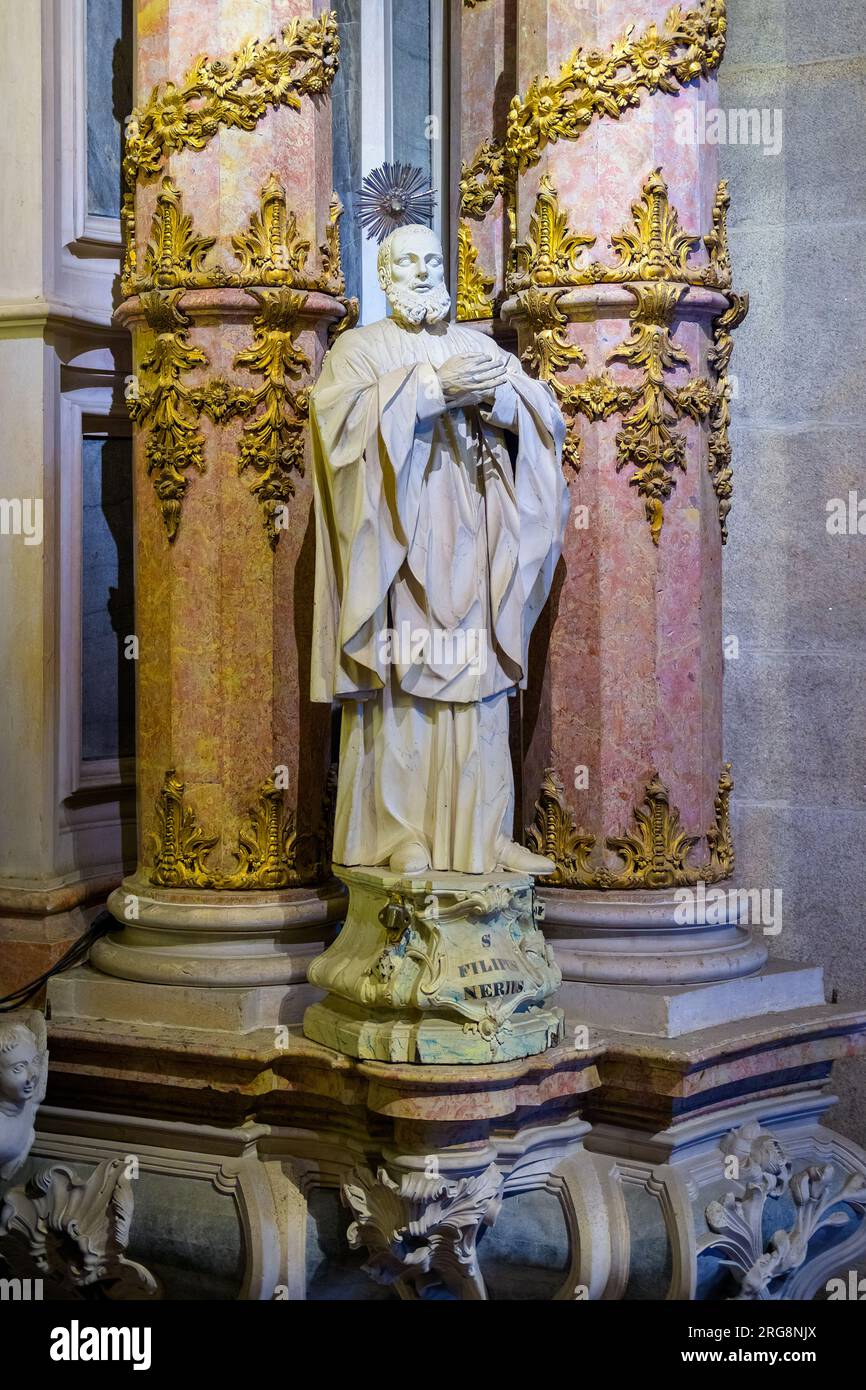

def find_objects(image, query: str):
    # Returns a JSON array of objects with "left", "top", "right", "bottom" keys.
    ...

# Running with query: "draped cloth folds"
[{"left": 310, "top": 317, "right": 568, "bottom": 873}]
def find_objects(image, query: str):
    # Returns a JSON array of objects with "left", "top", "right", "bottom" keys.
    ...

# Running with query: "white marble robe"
[{"left": 310, "top": 316, "right": 568, "bottom": 873}]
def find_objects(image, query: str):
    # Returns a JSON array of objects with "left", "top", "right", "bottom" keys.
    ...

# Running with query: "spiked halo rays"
[{"left": 356, "top": 162, "right": 437, "bottom": 243}]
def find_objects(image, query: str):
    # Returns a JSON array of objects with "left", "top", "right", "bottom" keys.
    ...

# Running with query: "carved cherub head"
[
  {"left": 0, "top": 1015, "right": 46, "bottom": 1115},
  {"left": 377, "top": 225, "right": 451, "bottom": 326}
]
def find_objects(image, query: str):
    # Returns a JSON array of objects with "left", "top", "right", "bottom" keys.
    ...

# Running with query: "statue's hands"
[{"left": 436, "top": 353, "right": 509, "bottom": 409}]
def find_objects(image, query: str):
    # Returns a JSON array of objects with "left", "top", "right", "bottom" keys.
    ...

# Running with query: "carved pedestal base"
[{"left": 304, "top": 868, "right": 563, "bottom": 1064}]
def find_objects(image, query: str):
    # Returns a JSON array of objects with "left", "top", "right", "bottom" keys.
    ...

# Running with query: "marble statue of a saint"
[
  {"left": 0, "top": 1013, "right": 47, "bottom": 1181},
  {"left": 310, "top": 224, "right": 569, "bottom": 876}
]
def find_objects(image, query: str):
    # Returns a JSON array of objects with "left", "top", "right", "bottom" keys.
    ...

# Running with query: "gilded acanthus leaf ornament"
[
  {"left": 518, "top": 288, "right": 584, "bottom": 381},
  {"left": 125, "top": 177, "right": 220, "bottom": 298},
  {"left": 149, "top": 767, "right": 336, "bottom": 889},
  {"left": 606, "top": 773, "right": 703, "bottom": 889},
  {"left": 456, "top": 221, "right": 495, "bottom": 321},
  {"left": 525, "top": 769, "right": 597, "bottom": 886},
  {"left": 511, "top": 174, "right": 596, "bottom": 289},
  {"left": 460, "top": 1, "right": 727, "bottom": 234},
  {"left": 231, "top": 173, "right": 312, "bottom": 285},
  {"left": 608, "top": 283, "right": 713, "bottom": 544},
  {"left": 222, "top": 776, "right": 321, "bottom": 889},
  {"left": 233, "top": 290, "right": 311, "bottom": 547},
  {"left": 319, "top": 193, "right": 348, "bottom": 296},
  {"left": 516, "top": 288, "right": 587, "bottom": 472},
  {"left": 514, "top": 176, "right": 594, "bottom": 290},
  {"left": 123, "top": 14, "right": 340, "bottom": 188},
  {"left": 526, "top": 764, "right": 735, "bottom": 890},
  {"left": 708, "top": 291, "right": 749, "bottom": 542},
  {"left": 128, "top": 291, "right": 208, "bottom": 542},
  {"left": 606, "top": 168, "right": 700, "bottom": 282},
  {"left": 150, "top": 769, "right": 219, "bottom": 888}
]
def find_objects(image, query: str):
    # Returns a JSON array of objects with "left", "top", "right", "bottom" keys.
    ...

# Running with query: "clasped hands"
[{"left": 436, "top": 353, "right": 508, "bottom": 410}]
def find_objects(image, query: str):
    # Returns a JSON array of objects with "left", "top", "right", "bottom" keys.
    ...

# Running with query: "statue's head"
[
  {"left": 0, "top": 1022, "right": 40, "bottom": 1111},
  {"left": 377, "top": 225, "right": 451, "bottom": 326}
]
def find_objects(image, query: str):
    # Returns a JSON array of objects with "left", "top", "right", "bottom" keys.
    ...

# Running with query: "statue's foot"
[
  {"left": 496, "top": 840, "right": 556, "bottom": 876},
  {"left": 389, "top": 841, "right": 431, "bottom": 874}
]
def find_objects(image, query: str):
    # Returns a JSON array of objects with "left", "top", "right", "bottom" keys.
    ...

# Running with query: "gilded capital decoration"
[
  {"left": 708, "top": 290, "right": 750, "bottom": 542},
  {"left": 509, "top": 170, "right": 733, "bottom": 294},
  {"left": 232, "top": 177, "right": 349, "bottom": 295},
  {"left": 527, "top": 763, "right": 734, "bottom": 890},
  {"left": 456, "top": 221, "right": 495, "bottom": 321},
  {"left": 149, "top": 768, "right": 335, "bottom": 890},
  {"left": 460, "top": 0, "right": 727, "bottom": 236},
  {"left": 122, "top": 14, "right": 340, "bottom": 189},
  {"left": 134, "top": 176, "right": 218, "bottom": 295},
  {"left": 126, "top": 174, "right": 351, "bottom": 301}
]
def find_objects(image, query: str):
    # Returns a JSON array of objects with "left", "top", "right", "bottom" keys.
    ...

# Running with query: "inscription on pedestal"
[{"left": 305, "top": 868, "right": 564, "bottom": 1063}]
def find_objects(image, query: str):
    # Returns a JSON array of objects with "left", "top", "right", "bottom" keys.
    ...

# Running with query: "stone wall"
[{"left": 719, "top": 0, "right": 866, "bottom": 1141}]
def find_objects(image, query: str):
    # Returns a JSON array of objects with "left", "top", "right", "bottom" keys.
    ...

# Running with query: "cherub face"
[{"left": 0, "top": 1038, "right": 39, "bottom": 1107}]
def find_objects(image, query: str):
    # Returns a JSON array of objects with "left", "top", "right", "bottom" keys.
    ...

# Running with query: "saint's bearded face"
[{"left": 379, "top": 227, "right": 452, "bottom": 325}]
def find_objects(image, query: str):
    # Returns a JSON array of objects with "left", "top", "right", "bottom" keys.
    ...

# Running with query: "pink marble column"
[
  {"left": 93, "top": 1, "right": 350, "bottom": 988},
  {"left": 486, "top": 0, "right": 761, "bottom": 986},
  {"left": 453, "top": 0, "right": 516, "bottom": 327}
]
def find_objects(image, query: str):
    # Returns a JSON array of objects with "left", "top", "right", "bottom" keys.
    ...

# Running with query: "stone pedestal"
[{"left": 304, "top": 868, "right": 563, "bottom": 1064}]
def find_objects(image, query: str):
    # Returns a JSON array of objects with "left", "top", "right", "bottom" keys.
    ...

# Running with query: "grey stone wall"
[{"left": 719, "top": 1, "right": 866, "bottom": 1141}]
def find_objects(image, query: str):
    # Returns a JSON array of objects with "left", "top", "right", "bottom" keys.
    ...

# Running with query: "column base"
[
  {"left": 543, "top": 886, "right": 770, "bottom": 987},
  {"left": 89, "top": 873, "right": 346, "bottom": 986},
  {"left": 304, "top": 866, "right": 563, "bottom": 1063}
]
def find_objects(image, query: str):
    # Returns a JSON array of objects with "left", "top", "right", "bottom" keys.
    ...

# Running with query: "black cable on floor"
[{"left": 0, "top": 909, "right": 115, "bottom": 1013}]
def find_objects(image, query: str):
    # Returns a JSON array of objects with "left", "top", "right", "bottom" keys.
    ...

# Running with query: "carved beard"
[{"left": 385, "top": 280, "right": 452, "bottom": 326}]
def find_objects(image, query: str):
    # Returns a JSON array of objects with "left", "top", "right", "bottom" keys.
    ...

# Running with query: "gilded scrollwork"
[
  {"left": 704, "top": 180, "right": 733, "bottom": 289},
  {"left": 456, "top": 221, "right": 495, "bottom": 321},
  {"left": 708, "top": 291, "right": 749, "bottom": 542},
  {"left": 460, "top": 1, "right": 727, "bottom": 235},
  {"left": 527, "top": 763, "right": 735, "bottom": 890},
  {"left": 123, "top": 14, "right": 340, "bottom": 189},
  {"left": 128, "top": 291, "right": 209, "bottom": 542},
  {"left": 233, "top": 289, "right": 311, "bottom": 548},
  {"left": 608, "top": 283, "right": 713, "bottom": 544}
]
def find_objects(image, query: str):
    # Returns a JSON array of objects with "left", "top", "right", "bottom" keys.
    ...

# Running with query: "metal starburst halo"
[{"left": 356, "top": 162, "right": 436, "bottom": 243}]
